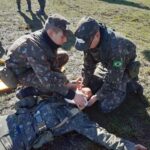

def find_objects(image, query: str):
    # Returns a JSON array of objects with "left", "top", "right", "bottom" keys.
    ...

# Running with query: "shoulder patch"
[{"left": 113, "top": 60, "right": 123, "bottom": 68}]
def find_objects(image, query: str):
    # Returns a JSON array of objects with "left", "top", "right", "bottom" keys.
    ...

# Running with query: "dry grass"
[{"left": 0, "top": 0, "right": 150, "bottom": 149}]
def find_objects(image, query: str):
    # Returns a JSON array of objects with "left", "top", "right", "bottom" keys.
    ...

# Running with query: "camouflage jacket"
[
  {"left": 5, "top": 30, "right": 68, "bottom": 96},
  {"left": 82, "top": 25, "right": 137, "bottom": 99}
]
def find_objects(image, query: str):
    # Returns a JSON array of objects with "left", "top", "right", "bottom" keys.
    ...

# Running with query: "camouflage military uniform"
[
  {"left": 75, "top": 17, "right": 140, "bottom": 113},
  {"left": 5, "top": 30, "right": 69, "bottom": 96},
  {"left": 16, "top": 0, "right": 31, "bottom": 11},
  {"left": 0, "top": 96, "right": 136, "bottom": 150},
  {"left": 2, "top": 15, "right": 71, "bottom": 97}
]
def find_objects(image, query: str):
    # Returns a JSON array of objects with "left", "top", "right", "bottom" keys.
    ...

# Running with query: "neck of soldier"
[
  {"left": 95, "top": 36, "right": 101, "bottom": 48},
  {"left": 42, "top": 30, "right": 61, "bottom": 50},
  {"left": 90, "top": 32, "right": 101, "bottom": 50}
]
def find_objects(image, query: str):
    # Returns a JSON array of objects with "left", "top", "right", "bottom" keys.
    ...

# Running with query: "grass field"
[{"left": 0, "top": 0, "right": 150, "bottom": 149}]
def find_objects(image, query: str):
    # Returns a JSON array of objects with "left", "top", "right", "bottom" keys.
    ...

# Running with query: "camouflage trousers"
[
  {"left": 0, "top": 98, "right": 135, "bottom": 150},
  {"left": 16, "top": 0, "right": 31, "bottom": 10},
  {"left": 18, "top": 50, "right": 68, "bottom": 94},
  {"left": 86, "top": 65, "right": 132, "bottom": 113}
]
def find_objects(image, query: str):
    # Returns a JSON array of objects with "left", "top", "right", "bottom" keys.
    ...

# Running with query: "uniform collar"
[{"left": 97, "top": 25, "right": 106, "bottom": 48}]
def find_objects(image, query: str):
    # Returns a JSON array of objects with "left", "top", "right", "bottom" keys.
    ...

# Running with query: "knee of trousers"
[
  {"left": 99, "top": 96, "right": 125, "bottom": 113},
  {"left": 57, "top": 52, "right": 69, "bottom": 67}
]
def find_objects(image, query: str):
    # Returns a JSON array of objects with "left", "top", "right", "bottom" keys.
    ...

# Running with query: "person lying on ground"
[{"left": 0, "top": 96, "right": 147, "bottom": 150}]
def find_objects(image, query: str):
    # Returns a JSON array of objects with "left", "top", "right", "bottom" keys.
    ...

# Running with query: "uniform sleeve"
[
  {"left": 95, "top": 51, "right": 126, "bottom": 101},
  {"left": 82, "top": 51, "right": 97, "bottom": 86},
  {"left": 25, "top": 39, "right": 69, "bottom": 96}
]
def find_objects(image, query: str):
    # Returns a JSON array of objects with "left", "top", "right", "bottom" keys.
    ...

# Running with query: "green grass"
[{"left": 0, "top": 0, "right": 150, "bottom": 149}]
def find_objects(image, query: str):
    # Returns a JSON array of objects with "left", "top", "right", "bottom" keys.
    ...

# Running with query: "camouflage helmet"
[
  {"left": 44, "top": 14, "right": 70, "bottom": 34},
  {"left": 75, "top": 16, "right": 99, "bottom": 51}
]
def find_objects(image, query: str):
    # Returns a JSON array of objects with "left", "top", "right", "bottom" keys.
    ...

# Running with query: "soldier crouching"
[
  {"left": 0, "top": 14, "right": 73, "bottom": 99},
  {"left": 74, "top": 16, "right": 143, "bottom": 113}
]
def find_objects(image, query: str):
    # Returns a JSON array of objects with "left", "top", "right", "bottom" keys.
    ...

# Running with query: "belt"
[
  {"left": 51, "top": 107, "right": 80, "bottom": 130},
  {"left": 34, "top": 106, "right": 81, "bottom": 132}
]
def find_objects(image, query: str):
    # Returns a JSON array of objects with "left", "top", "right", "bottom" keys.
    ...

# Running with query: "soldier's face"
[
  {"left": 90, "top": 31, "right": 100, "bottom": 49},
  {"left": 53, "top": 30, "right": 67, "bottom": 45}
]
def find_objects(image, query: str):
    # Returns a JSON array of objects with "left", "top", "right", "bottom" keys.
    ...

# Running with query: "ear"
[{"left": 47, "top": 29, "right": 54, "bottom": 37}]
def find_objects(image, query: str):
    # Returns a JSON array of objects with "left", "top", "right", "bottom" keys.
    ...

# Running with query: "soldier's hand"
[
  {"left": 75, "top": 77, "right": 83, "bottom": 90},
  {"left": 70, "top": 77, "right": 83, "bottom": 90},
  {"left": 135, "top": 144, "right": 147, "bottom": 150},
  {"left": 74, "top": 92, "right": 88, "bottom": 110},
  {"left": 87, "top": 95, "right": 97, "bottom": 107},
  {"left": 65, "top": 82, "right": 77, "bottom": 91}
]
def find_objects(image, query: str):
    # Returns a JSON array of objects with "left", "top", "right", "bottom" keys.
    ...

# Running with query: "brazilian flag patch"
[{"left": 113, "top": 60, "right": 123, "bottom": 68}]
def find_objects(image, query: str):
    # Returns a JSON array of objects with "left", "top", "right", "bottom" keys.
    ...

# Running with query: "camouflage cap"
[
  {"left": 75, "top": 17, "right": 99, "bottom": 51},
  {"left": 44, "top": 14, "right": 70, "bottom": 33}
]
